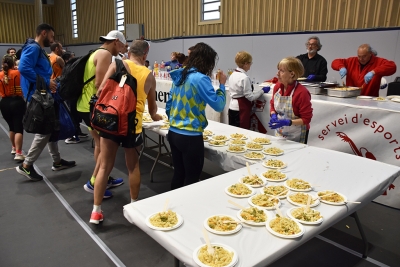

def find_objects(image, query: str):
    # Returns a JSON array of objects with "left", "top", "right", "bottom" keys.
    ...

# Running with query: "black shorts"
[
  {"left": 78, "top": 111, "right": 93, "bottom": 130},
  {"left": 100, "top": 131, "right": 143, "bottom": 148},
  {"left": 0, "top": 96, "right": 26, "bottom": 133}
]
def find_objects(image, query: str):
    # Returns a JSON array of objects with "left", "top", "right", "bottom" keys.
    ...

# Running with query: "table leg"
[
  {"left": 174, "top": 257, "right": 180, "bottom": 267},
  {"left": 350, "top": 212, "right": 368, "bottom": 258},
  {"left": 150, "top": 135, "right": 163, "bottom": 183}
]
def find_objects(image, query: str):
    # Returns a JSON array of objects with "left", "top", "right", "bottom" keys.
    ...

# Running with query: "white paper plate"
[
  {"left": 297, "top": 77, "right": 307, "bottom": 81},
  {"left": 204, "top": 215, "right": 242, "bottom": 235},
  {"left": 245, "top": 146, "right": 264, "bottom": 151},
  {"left": 236, "top": 209, "right": 267, "bottom": 226},
  {"left": 226, "top": 147, "right": 246, "bottom": 153},
  {"left": 386, "top": 95, "right": 400, "bottom": 100},
  {"left": 317, "top": 190, "right": 348, "bottom": 205},
  {"left": 142, "top": 120, "right": 154, "bottom": 123},
  {"left": 260, "top": 185, "right": 289, "bottom": 199},
  {"left": 208, "top": 142, "right": 227, "bottom": 147},
  {"left": 248, "top": 194, "right": 281, "bottom": 210},
  {"left": 239, "top": 176, "right": 267, "bottom": 188},
  {"left": 262, "top": 161, "right": 287, "bottom": 169},
  {"left": 262, "top": 148, "right": 284, "bottom": 156},
  {"left": 284, "top": 180, "right": 312, "bottom": 192},
  {"left": 243, "top": 153, "right": 265, "bottom": 160},
  {"left": 373, "top": 97, "right": 388, "bottom": 102},
  {"left": 229, "top": 140, "right": 246, "bottom": 146},
  {"left": 253, "top": 140, "right": 271, "bottom": 145},
  {"left": 286, "top": 192, "right": 320, "bottom": 207},
  {"left": 212, "top": 135, "right": 229, "bottom": 141},
  {"left": 287, "top": 207, "right": 324, "bottom": 225},
  {"left": 357, "top": 96, "right": 373, "bottom": 99},
  {"left": 390, "top": 97, "right": 400, "bottom": 103},
  {"left": 266, "top": 217, "right": 305, "bottom": 238},
  {"left": 225, "top": 183, "right": 255, "bottom": 198},
  {"left": 260, "top": 171, "right": 288, "bottom": 182},
  {"left": 192, "top": 243, "right": 238, "bottom": 267},
  {"left": 230, "top": 134, "right": 247, "bottom": 140},
  {"left": 145, "top": 212, "right": 184, "bottom": 231},
  {"left": 203, "top": 130, "right": 214, "bottom": 136}
]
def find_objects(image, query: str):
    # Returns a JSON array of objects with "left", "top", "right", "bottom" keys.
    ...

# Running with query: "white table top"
[{"left": 124, "top": 145, "right": 400, "bottom": 267}]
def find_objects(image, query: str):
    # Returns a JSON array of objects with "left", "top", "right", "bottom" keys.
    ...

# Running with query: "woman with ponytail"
[{"left": 0, "top": 55, "right": 26, "bottom": 161}]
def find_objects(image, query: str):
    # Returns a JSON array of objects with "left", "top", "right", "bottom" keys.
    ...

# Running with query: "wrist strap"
[{"left": 289, "top": 120, "right": 293, "bottom": 126}]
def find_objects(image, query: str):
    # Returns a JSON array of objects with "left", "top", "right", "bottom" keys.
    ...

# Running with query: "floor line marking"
[
  {"left": 316, "top": 235, "right": 390, "bottom": 267},
  {"left": 0, "top": 167, "right": 17, "bottom": 172},
  {"left": 0, "top": 121, "right": 125, "bottom": 267}
]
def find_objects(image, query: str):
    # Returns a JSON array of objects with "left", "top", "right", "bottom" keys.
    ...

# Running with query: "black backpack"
[
  {"left": 23, "top": 75, "right": 59, "bottom": 135},
  {"left": 58, "top": 48, "right": 105, "bottom": 101}
]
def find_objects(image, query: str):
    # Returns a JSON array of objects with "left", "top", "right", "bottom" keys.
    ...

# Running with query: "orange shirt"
[
  {"left": 49, "top": 54, "right": 63, "bottom": 79},
  {"left": 0, "top": 69, "right": 22, "bottom": 98}
]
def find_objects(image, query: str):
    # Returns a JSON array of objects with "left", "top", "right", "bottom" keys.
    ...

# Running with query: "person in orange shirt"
[
  {"left": 0, "top": 55, "right": 26, "bottom": 161},
  {"left": 49, "top": 41, "right": 65, "bottom": 79}
]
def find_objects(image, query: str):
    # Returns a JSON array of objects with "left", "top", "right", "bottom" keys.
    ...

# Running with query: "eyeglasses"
[{"left": 305, "top": 43, "right": 318, "bottom": 47}]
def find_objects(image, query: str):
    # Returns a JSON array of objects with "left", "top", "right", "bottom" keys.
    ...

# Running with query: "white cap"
[{"left": 99, "top": 30, "right": 126, "bottom": 45}]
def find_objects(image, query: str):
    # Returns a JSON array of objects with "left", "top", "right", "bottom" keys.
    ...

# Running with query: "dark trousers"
[
  {"left": 168, "top": 131, "right": 204, "bottom": 190},
  {"left": 228, "top": 109, "right": 240, "bottom": 128},
  {"left": 0, "top": 96, "right": 26, "bottom": 133},
  {"left": 67, "top": 99, "right": 83, "bottom": 136}
]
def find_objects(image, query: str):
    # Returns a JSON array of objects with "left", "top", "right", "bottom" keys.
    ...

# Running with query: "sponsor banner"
[{"left": 308, "top": 100, "right": 400, "bottom": 208}]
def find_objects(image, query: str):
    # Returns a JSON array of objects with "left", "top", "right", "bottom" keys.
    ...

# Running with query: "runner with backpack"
[{"left": 89, "top": 40, "right": 162, "bottom": 224}]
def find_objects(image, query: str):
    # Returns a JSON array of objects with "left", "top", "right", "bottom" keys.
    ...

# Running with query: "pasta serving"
[
  {"left": 213, "top": 135, "right": 228, "bottom": 141},
  {"left": 251, "top": 194, "right": 279, "bottom": 207},
  {"left": 286, "top": 178, "right": 311, "bottom": 190},
  {"left": 241, "top": 175, "right": 263, "bottom": 185},
  {"left": 318, "top": 191, "right": 345, "bottom": 203},
  {"left": 263, "top": 147, "right": 284, "bottom": 155},
  {"left": 246, "top": 142, "right": 263, "bottom": 150},
  {"left": 230, "top": 133, "right": 245, "bottom": 139},
  {"left": 204, "top": 130, "right": 213, "bottom": 136},
  {"left": 288, "top": 193, "right": 316, "bottom": 205},
  {"left": 244, "top": 152, "right": 264, "bottom": 159},
  {"left": 149, "top": 210, "right": 178, "bottom": 228},
  {"left": 209, "top": 140, "right": 226, "bottom": 146},
  {"left": 240, "top": 207, "right": 266, "bottom": 223},
  {"left": 263, "top": 185, "right": 288, "bottom": 196},
  {"left": 227, "top": 145, "right": 245, "bottom": 152},
  {"left": 198, "top": 245, "right": 233, "bottom": 267},
  {"left": 261, "top": 170, "right": 286, "bottom": 180},
  {"left": 207, "top": 216, "right": 237, "bottom": 231},
  {"left": 228, "top": 183, "right": 252, "bottom": 195},
  {"left": 253, "top": 137, "right": 270, "bottom": 144},
  {"left": 264, "top": 159, "right": 285, "bottom": 168},
  {"left": 291, "top": 207, "right": 323, "bottom": 222},
  {"left": 269, "top": 216, "right": 301, "bottom": 235},
  {"left": 230, "top": 139, "right": 246, "bottom": 145}
]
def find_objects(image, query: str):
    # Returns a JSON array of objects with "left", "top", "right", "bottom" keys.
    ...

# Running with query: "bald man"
[{"left": 331, "top": 44, "right": 396, "bottom": 97}]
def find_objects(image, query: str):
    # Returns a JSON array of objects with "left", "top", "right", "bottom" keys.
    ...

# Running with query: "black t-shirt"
[{"left": 296, "top": 53, "right": 328, "bottom": 82}]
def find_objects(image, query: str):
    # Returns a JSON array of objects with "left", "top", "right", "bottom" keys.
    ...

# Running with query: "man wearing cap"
[{"left": 77, "top": 30, "right": 127, "bottom": 198}]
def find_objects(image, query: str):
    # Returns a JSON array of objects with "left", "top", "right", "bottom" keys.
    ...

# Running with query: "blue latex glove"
[
  {"left": 268, "top": 119, "right": 291, "bottom": 129},
  {"left": 339, "top": 68, "right": 347, "bottom": 79},
  {"left": 364, "top": 72, "right": 374, "bottom": 84},
  {"left": 306, "top": 74, "right": 316, "bottom": 81},
  {"left": 262, "top": 86, "right": 270, "bottom": 93},
  {"left": 270, "top": 113, "right": 278, "bottom": 123}
]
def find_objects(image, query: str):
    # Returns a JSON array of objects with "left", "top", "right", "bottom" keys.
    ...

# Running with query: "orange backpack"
[{"left": 90, "top": 59, "right": 138, "bottom": 136}]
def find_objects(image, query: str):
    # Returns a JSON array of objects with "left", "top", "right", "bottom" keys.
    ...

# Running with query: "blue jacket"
[
  {"left": 19, "top": 39, "right": 53, "bottom": 101},
  {"left": 165, "top": 60, "right": 181, "bottom": 70},
  {"left": 166, "top": 68, "right": 226, "bottom": 135}
]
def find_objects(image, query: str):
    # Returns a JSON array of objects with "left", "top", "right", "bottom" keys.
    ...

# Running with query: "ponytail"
[{"left": 2, "top": 55, "right": 15, "bottom": 85}]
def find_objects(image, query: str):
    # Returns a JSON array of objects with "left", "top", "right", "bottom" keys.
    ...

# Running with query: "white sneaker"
[
  {"left": 14, "top": 153, "right": 25, "bottom": 161},
  {"left": 11, "top": 147, "right": 16, "bottom": 154}
]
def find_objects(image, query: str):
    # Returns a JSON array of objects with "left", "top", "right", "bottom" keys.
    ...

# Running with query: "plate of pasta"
[
  {"left": 204, "top": 215, "right": 242, "bottom": 235},
  {"left": 248, "top": 194, "right": 281, "bottom": 210},
  {"left": 230, "top": 133, "right": 247, "bottom": 140},
  {"left": 287, "top": 192, "right": 320, "bottom": 207},
  {"left": 203, "top": 136, "right": 210, "bottom": 142},
  {"left": 145, "top": 210, "right": 184, "bottom": 231},
  {"left": 239, "top": 175, "right": 267, "bottom": 188},
  {"left": 193, "top": 243, "right": 238, "bottom": 267},
  {"left": 266, "top": 215, "right": 305, "bottom": 238},
  {"left": 208, "top": 140, "right": 227, "bottom": 147},
  {"left": 262, "top": 147, "right": 284, "bottom": 156},
  {"left": 317, "top": 190, "right": 347, "bottom": 205},
  {"left": 262, "top": 159, "right": 287, "bottom": 169},
  {"left": 226, "top": 145, "right": 246, "bottom": 153},
  {"left": 260, "top": 170, "right": 287, "bottom": 182},
  {"left": 285, "top": 179, "right": 312, "bottom": 192},
  {"left": 246, "top": 142, "right": 264, "bottom": 151},
  {"left": 225, "top": 183, "right": 255, "bottom": 198},
  {"left": 287, "top": 207, "right": 324, "bottom": 225},
  {"left": 230, "top": 139, "right": 246, "bottom": 146},
  {"left": 252, "top": 137, "right": 271, "bottom": 145},
  {"left": 237, "top": 207, "right": 267, "bottom": 226},
  {"left": 203, "top": 130, "right": 214, "bottom": 136},
  {"left": 260, "top": 185, "right": 289, "bottom": 199},
  {"left": 243, "top": 152, "right": 265, "bottom": 160},
  {"left": 212, "top": 135, "right": 229, "bottom": 141}
]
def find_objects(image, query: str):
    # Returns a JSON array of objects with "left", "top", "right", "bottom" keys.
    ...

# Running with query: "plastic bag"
[{"left": 49, "top": 92, "right": 75, "bottom": 141}]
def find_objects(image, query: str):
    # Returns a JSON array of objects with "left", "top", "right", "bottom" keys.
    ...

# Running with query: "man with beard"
[
  {"left": 296, "top": 36, "right": 328, "bottom": 82},
  {"left": 16, "top": 23, "right": 76, "bottom": 181},
  {"left": 48, "top": 41, "right": 65, "bottom": 79}
]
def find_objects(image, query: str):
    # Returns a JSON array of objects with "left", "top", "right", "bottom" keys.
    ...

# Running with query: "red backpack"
[{"left": 90, "top": 59, "right": 138, "bottom": 136}]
